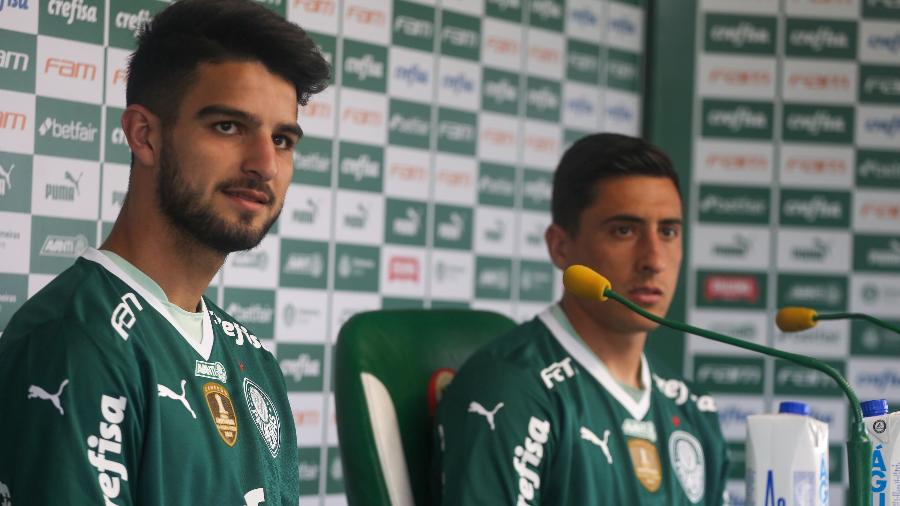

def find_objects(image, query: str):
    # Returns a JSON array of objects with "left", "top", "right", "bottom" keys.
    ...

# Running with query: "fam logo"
[
  {"left": 704, "top": 153, "right": 768, "bottom": 173},
  {"left": 292, "top": 0, "right": 335, "bottom": 15},
  {"left": 707, "top": 66, "right": 771, "bottom": 87},
  {"left": 705, "top": 14, "right": 775, "bottom": 53},
  {"left": 786, "top": 70, "right": 850, "bottom": 93},
  {"left": 437, "top": 109, "right": 476, "bottom": 155},
  {"left": 785, "top": 154, "right": 848, "bottom": 176},
  {"left": 528, "top": 42, "right": 561, "bottom": 67},
  {"left": 485, "top": 34, "right": 519, "bottom": 58},
  {"left": 0, "top": 43, "right": 31, "bottom": 76},
  {"left": 530, "top": 0, "right": 563, "bottom": 29},
  {"left": 775, "top": 362, "right": 844, "bottom": 395},
  {"left": 0, "top": 109, "right": 27, "bottom": 131},
  {"left": 394, "top": 14, "right": 434, "bottom": 42},
  {"left": 346, "top": 5, "right": 385, "bottom": 26},
  {"left": 567, "top": 47, "right": 599, "bottom": 82},
  {"left": 441, "top": 11, "right": 480, "bottom": 61},
  {"left": 341, "top": 106, "right": 383, "bottom": 128},
  {"left": 44, "top": 56, "right": 96, "bottom": 81}
]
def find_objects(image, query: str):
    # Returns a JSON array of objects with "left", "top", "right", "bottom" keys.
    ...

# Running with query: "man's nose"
[
  {"left": 638, "top": 233, "right": 667, "bottom": 273},
  {"left": 242, "top": 132, "right": 279, "bottom": 181}
]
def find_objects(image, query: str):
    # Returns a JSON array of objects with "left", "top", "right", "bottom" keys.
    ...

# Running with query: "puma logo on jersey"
[
  {"left": 88, "top": 395, "right": 129, "bottom": 504},
  {"left": 513, "top": 416, "right": 550, "bottom": 505},
  {"left": 243, "top": 487, "right": 265, "bottom": 506},
  {"left": 467, "top": 401, "right": 504, "bottom": 431},
  {"left": 27, "top": 379, "right": 69, "bottom": 415},
  {"left": 158, "top": 380, "right": 197, "bottom": 419},
  {"left": 580, "top": 426, "right": 613, "bottom": 464}
]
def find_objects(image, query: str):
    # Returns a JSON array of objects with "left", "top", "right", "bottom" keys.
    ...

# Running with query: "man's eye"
[
  {"left": 661, "top": 226, "right": 680, "bottom": 238},
  {"left": 214, "top": 122, "right": 237, "bottom": 134},
  {"left": 273, "top": 135, "right": 294, "bottom": 150},
  {"left": 613, "top": 226, "right": 633, "bottom": 237}
]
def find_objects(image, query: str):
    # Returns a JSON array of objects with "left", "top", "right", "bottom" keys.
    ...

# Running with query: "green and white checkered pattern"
[
  {"left": 0, "top": 0, "right": 645, "bottom": 502},
  {"left": 687, "top": 0, "right": 900, "bottom": 502}
]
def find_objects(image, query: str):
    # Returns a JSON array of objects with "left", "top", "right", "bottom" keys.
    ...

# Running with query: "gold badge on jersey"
[
  {"left": 627, "top": 437, "right": 662, "bottom": 493},
  {"left": 204, "top": 382, "right": 238, "bottom": 447}
]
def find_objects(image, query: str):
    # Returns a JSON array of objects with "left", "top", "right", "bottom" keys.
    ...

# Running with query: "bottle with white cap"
[
  {"left": 861, "top": 399, "right": 899, "bottom": 506},
  {"left": 746, "top": 401, "right": 829, "bottom": 506}
]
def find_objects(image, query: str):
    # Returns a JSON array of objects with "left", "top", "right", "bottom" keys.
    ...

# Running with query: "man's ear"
[
  {"left": 121, "top": 105, "right": 161, "bottom": 168},
  {"left": 545, "top": 223, "right": 572, "bottom": 270}
]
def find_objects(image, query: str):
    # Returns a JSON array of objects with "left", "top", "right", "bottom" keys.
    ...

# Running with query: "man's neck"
[
  {"left": 559, "top": 296, "right": 647, "bottom": 389},
  {"left": 101, "top": 201, "right": 225, "bottom": 312}
]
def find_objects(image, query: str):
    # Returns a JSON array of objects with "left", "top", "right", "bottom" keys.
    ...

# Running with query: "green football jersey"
[
  {"left": 0, "top": 249, "right": 298, "bottom": 505},
  {"left": 431, "top": 307, "right": 730, "bottom": 505}
]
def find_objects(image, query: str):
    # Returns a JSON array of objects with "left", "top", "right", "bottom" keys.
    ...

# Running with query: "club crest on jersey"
[
  {"left": 203, "top": 382, "right": 238, "bottom": 447},
  {"left": 668, "top": 430, "right": 705, "bottom": 503},
  {"left": 627, "top": 437, "right": 662, "bottom": 493},
  {"left": 243, "top": 378, "right": 280, "bottom": 458},
  {"left": 195, "top": 360, "right": 228, "bottom": 383}
]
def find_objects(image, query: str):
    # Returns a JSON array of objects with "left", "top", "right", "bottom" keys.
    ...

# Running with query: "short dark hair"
[
  {"left": 551, "top": 132, "right": 680, "bottom": 235},
  {"left": 127, "top": 0, "right": 331, "bottom": 125}
]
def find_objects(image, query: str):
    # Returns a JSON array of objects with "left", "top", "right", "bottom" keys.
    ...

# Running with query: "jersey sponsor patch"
[
  {"left": 26, "top": 378, "right": 69, "bottom": 415},
  {"left": 204, "top": 382, "right": 238, "bottom": 447},
  {"left": 539, "top": 356, "right": 575, "bottom": 389},
  {"left": 158, "top": 380, "right": 197, "bottom": 419},
  {"left": 512, "top": 416, "right": 550, "bottom": 505},
  {"left": 627, "top": 437, "right": 662, "bottom": 493},
  {"left": 668, "top": 430, "right": 705, "bottom": 503},
  {"left": 243, "top": 378, "right": 281, "bottom": 458},
  {"left": 87, "top": 395, "right": 129, "bottom": 504},
  {"left": 622, "top": 418, "right": 657, "bottom": 443},
  {"left": 195, "top": 360, "right": 228, "bottom": 383},
  {"left": 580, "top": 426, "right": 613, "bottom": 464}
]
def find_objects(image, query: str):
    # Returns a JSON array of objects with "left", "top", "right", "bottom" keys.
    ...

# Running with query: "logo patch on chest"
[
  {"left": 195, "top": 360, "right": 228, "bottom": 383},
  {"left": 203, "top": 382, "right": 238, "bottom": 447},
  {"left": 243, "top": 378, "right": 281, "bottom": 458},
  {"left": 627, "top": 437, "right": 662, "bottom": 493},
  {"left": 668, "top": 430, "right": 705, "bottom": 503}
]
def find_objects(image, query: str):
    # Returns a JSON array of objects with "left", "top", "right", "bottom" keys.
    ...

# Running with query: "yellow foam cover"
[
  {"left": 775, "top": 307, "right": 818, "bottom": 332},
  {"left": 563, "top": 265, "right": 611, "bottom": 301}
]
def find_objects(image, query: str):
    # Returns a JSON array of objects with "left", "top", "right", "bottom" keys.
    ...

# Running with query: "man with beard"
[{"left": 0, "top": 1, "right": 329, "bottom": 504}]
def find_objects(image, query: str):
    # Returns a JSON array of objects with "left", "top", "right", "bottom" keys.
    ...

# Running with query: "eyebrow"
[
  {"left": 601, "top": 214, "right": 684, "bottom": 226},
  {"left": 196, "top": 105, "right": 303, "bottom": 138}
]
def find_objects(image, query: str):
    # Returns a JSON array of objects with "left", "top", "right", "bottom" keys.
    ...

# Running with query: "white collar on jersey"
[
  {"left": 538, "top": 306, "right": 652, "bottom": 421},
  {"left": 82, "top": 248, "right": 215, "bottom": 360}
]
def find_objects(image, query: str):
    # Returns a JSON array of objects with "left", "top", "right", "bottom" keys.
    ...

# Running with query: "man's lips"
[
  {"left": 627, "top": 286, "right": 664, "bottom": 305},
  {"left": 222, "top": 188, "right": 271, "bottom": 205}
]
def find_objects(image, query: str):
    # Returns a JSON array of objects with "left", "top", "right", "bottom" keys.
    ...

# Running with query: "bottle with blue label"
[
  {"left": 746, "top": 401, "right": 829, "bottom": 506},
  {"left": 861, "top": 399, "right": 899, "bottom": 506}
]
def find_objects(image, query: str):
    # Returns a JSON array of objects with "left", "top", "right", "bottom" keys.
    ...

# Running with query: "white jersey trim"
[
  {"left": 538, "top": 307, "right": 651, "bottom": 421},
  {"left": 82, "top": 248, "right": 215, "bottom": 360}
]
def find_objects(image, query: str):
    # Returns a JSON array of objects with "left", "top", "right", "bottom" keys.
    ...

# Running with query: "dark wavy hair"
[
  {"left": 126, "top": 0, "right": 331, "bottom": 125},
  {"left": 551, "top": 133, "right": 681, "bottom": 235}
]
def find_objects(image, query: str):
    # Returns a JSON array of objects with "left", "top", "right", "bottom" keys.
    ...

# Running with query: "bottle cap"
[
  {"left": 861, "top": 399, "right": 889, "bottom": 418},
  {"left": 778, "top": 401, "right": 810, "bottom": 416}
]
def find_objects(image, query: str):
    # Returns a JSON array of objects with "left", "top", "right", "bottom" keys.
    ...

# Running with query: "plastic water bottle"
[
  {"left": 746, "top": 401, "right": 829, "bottom": 506},
  {"left": 861, "top": 399, "right": 899, "bottom": 506}
]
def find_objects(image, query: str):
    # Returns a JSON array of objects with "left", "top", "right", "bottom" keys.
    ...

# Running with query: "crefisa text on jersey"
[
  {"left": 87, "top": 395, "right": 128, "bottom": 505},
  {"left": 513, "top": 416, "right": 551, "bottom": 505}
]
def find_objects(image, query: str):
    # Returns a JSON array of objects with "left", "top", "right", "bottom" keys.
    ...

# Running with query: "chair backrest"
[{"left": 334, "top": 309, "right": 516, "bottom": 506}]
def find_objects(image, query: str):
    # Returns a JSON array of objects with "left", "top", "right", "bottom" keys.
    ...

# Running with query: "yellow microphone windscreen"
[
  {"left": 563, "top": 265, "right": 611, "bottom": 301},
  {"left": 776, "top": 307, "right": 818, "bottom": 332}
]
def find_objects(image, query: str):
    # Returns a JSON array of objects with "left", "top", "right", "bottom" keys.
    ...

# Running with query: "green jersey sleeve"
[
  {"left": 0, "top": 319, "right": 142, "bottom": 506},
  {"left": 432, "top": 355, "right": 556, "bottom": 506}
]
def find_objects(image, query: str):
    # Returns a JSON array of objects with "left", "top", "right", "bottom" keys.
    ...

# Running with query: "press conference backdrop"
[
  {"left": 645, "top": 0, "right": 900, "bottom": 503},
  {"left": 0, "top": 0, "right": 646, "bottom": 503}
]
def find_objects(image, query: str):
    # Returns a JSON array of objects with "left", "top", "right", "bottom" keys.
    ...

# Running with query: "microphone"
[
  {"left": 562, "top": 264, "right": 872, "bottom": 506},
  {"left": 776, "top": 306, "right": 900, "bottom": 334}
]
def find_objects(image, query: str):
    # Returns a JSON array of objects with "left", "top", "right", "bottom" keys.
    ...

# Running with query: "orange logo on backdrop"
[
  {"left": 861, "top": 203, "right": 900, "bottom": 219},
  {"left": 705, "top": 154, "right": 768, "bottom": 171},
  {"left": 44, "top": 57, "right": 97, "bottom": 81},
  {"left": 303, "top": 102, "right": 332, "bottom": 118},
  {"left": 785, "top": 157, "right": 847, "bottom": 175},
  {"left": 346, "top": 5, "right": 385, "bottom": 26},
  {"left": 709, "top": 68, "right": 771, "bottom": 86},
  {"left": 342, "top": 108, "right": 383, "bottom": 126},
  {"left": 526, "top": 135, "right": 557, "bottom": 153},
  {"left": 111, "top": 67, "right": 127, "bottom": 86},
  {"left": 389, "top": 163, "right": 427, "bottom": 182},
  {"left": 482, "top": 128, "right": 515, "bottom": 146},
  {"left": 529, "top": 45, "right": 560, "bottom": 64},
  {"left": 787, "top": 73, "right": 851, "bottom": 91},
  {"left": 0, "top": 111, "right": 27, "bottom": 131},
  {"left": 293, "top": 409, "right": 321, "bottom": 426},
  {"left": 437, "top": 170, "right": 473, "bottom": 188},
  {"left": 293, "top": 0, "right": 335, "bottom": 14},
  {"left": 486, "top": 37, "right": 519, "bottom": 55}
]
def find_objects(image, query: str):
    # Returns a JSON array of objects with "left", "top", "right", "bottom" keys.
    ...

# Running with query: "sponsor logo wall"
[
  {"left": 0, "top": 0, "right": 644, "bottom": 503},
  {"left": 692, "top": 0, "right": 900, "bottom": 502}
]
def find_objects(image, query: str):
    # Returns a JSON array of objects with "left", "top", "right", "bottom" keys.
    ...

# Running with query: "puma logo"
[
  {"left": 158, "top": 379, "right": 197, "bottom": 419},
  {"left": 27, "top": 379, "right": 69, "bottom": 415},
  {"left": 64, "top": 171, "right": 83, "bottom": 195},
  {"left": 468, "top": 401, "right": 504, "bottom": 431},
  {"left": 580, "top": 426, "right": 613, "bottom": 464}
]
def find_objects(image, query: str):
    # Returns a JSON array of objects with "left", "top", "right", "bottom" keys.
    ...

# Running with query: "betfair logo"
[
  {"left": 699, "top": 194, "right": 767, "bottom": 216},
  {"left": 707, "top": 106, "right": 768, "bottom": 132},
  {"left": 785, "top": 111, "right": 847, "bottom": 136},
  {"left": 442, "top": 27, "right": 478, "bottom": 49},
  {"left": 45, "top": 171, "right": 82, "bottom": 201},
  {"left": 709, "top": 22, "right": 771, "bottom": 48},
  {"left": 38, "top": 117, "right": 98, "bottom": 142},
  {"left": 114, "top": 9, "right": 151, "bottom": 36},
  {"left": 344, "top": 54, "right": 383, "bottom": 81},
  {"left": 531, "top": 0, "right": 561, "bottom": 20},
  {"left": 44, "top": 57, "right": 96, "bottom": 81},
  {"left": 389, "top": 113, "right": 428, "bottom": 136},
  {"left": 394, "top": 63, "right": 428, "bottom": 85},
  {"left": 0, "top": 111, "right": 27, "bottom": 131},
  {"left": 280, "top": 353, "right": 321, "bottom": 382},
  {"left": 47, "top": 0, "right": 98, "bottom": 24},
  {"left": 340, "top": 155, "right": 380, "bottom": 181},
  {"left": 296, "top": 152, "right": 330, "bottom": 173},
  {"left": 782, "top": 196, "right": 844, "bottom": 223},
  {"left": 790, "top": 27, "right": 850, "bottom": 52},
  {"left": 526, "top": 87, "right": 559, "bottom": 111},
  {"left": 0, "top": 48, "right": 29, "bottom": 72},
  {"left": 225, "top": 302, "right": 273, "bottom": 325},
  {"left": 394, "top": 16, "right": 432, "bottom": 38},
  {"left": 347, "top": 6, "right": 385, "bottom": 26},
  {"left": 484, "top": 78, "right": 517, "bottom": 104},
  {"left": 0, "top": 0, "right": 30, "bottom": 12},
  {"left": 859, "top": 158, "right": 900, "bottom": 181},
  {"left": 40, "top": 233, "right": 89, "bottom": 258},
  {"left": 713, "top": 234, "right": 750, "bottom": 258},
  {"left": 438, "top": 121, "right": 475, "bottom": 142}
]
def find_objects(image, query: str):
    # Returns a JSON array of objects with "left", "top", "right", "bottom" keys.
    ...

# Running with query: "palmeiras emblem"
[{"left": 243, "top": 378, "right": 281, "bottom": 458}]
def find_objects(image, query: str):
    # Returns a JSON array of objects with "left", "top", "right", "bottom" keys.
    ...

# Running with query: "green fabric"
[
  {"left": 549, "top": 303, "right": 646, "bottom": 403},
  {"left": 430, "top": 310, "right": 729, "bottom": 505},
  {"left": 100, "top": 249, "right": 204, "bottom": 346},
  {"left": 0, "top": 251, "right": 299, "bottom": 505}
]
